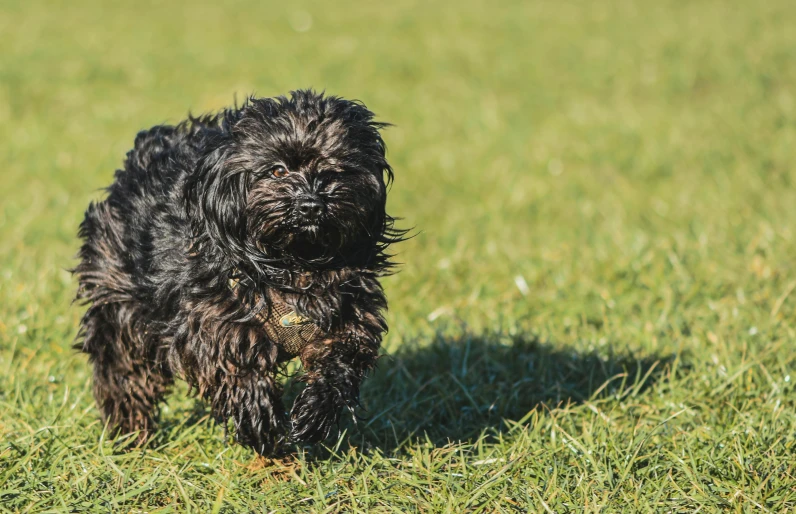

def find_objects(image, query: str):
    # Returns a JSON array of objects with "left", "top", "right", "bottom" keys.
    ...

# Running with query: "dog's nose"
[{"left": 297, "top": 197, "right": 324, "bottom": 218}]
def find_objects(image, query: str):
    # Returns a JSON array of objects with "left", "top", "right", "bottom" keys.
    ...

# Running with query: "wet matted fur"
[{"left": 73, "top": 90, "right": 405, "bottom": 455}]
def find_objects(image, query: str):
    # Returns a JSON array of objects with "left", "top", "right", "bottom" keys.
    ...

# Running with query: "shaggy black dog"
[{"left": 73, "top": 90, "right": 405, "bottom": 455}]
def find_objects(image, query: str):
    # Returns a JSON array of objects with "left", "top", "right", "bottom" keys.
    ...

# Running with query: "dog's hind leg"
[
  {"left": 74, "top": 200, "right": 173, "bottom": 444},
  {"left": 76, "top": 302, "right": 173, "bottom": 444}
]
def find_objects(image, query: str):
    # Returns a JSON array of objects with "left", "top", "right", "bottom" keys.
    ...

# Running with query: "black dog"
[{"left": 73, "top": 90, "right": 404, "bottom": 455}]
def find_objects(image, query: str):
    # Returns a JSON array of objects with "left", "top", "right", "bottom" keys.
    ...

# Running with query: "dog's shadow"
[
  {"left": 331, "top": 331, "right": 676, "bottom": 453},
  {"left": 150, "top": 331, "right": 676, "bottom": 457}
]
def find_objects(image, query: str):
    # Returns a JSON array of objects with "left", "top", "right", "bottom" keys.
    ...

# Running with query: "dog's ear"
[
  {"left": 366, "top": 123, "right": 392, "bottom": 243},
  {"left": 185, "top": 136, "right": 251, "bottom": 259},
  {"left": 333, "top": 100, "right": 402, "bottom": 262},
  {"left": 360, "top": 123, "right": 409, "bottom": 267},
  {"left": 356, "top": 126, "right": 407, "bottom": 267}
]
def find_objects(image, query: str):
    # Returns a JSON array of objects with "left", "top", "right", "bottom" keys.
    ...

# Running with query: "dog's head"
[{"left": 187, "top": 90, "right": 402, "bottom": 274}]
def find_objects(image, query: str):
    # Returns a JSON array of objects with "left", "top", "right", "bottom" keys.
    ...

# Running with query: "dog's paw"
[
  {"left": 233, "top": 416, "right": 285, "bottom": 456},
  {"left": 289, "top": 379, "right": 345, "bottom": 443}
]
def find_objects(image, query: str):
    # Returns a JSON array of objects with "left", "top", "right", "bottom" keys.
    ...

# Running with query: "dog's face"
[{"left": 190, "top": 91, "right": 395, "bottom": 270}]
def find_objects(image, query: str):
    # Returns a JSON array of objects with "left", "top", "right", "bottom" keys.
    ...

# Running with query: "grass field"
[{"left": 2, "top": 0, "right": 796, "bottom": 511}]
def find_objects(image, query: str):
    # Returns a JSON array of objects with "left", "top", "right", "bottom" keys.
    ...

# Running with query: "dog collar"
[
  {"left": 228, "top": 276, "right": 319, "bottom": 357},
  {"left": 257, "top": 297, "right": 319, "bottom": 357}
]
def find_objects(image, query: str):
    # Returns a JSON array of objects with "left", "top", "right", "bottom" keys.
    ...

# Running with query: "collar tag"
[{"left": 279, "top": 311, "right": 312, "bottom": 327}]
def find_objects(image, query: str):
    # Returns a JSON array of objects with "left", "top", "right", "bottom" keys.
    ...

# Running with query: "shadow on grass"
[
  {"left": 140, "top": 331, "right": 675, "bottom": 458},
  {"left": 328, "top": 331, "right": 677, "bottom": 454}
]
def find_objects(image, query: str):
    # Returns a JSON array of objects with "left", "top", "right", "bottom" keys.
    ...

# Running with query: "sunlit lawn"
[{"left": 1, "top": 0, "right": 796, "bottom": 511}]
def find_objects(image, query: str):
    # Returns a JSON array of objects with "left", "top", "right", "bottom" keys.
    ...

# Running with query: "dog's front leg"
[
  {"left": 289, "top": 329, "right": 381, "bottom": 444},
  {"left": 174, "top": 298, "right": 287, "bottom": 455},
  {"left": 212, "top": 365, "right": 287, "bottom": 455}
]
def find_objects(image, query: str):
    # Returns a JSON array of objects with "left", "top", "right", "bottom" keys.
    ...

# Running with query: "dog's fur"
[{"left": 73, "top": 90, "right": 404, "bottom": 455}]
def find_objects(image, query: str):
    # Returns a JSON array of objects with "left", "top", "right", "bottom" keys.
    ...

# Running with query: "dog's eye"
[{"left": 271, "top": 165, "right": 289, "bottom": 178}]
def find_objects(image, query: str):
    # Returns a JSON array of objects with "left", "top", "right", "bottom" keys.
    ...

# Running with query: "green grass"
[{"left": 2, "top": 0, "right": 796, "bottom": 511}]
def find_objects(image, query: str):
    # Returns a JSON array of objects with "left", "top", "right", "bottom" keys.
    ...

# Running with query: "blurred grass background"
[{"left": 2, "top": 0, "right": 796, "bottom": 511}]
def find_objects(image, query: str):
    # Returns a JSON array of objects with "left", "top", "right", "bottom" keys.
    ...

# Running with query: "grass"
[{"left": 2, "top": 0, "right": 796, "bottom": 511}]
